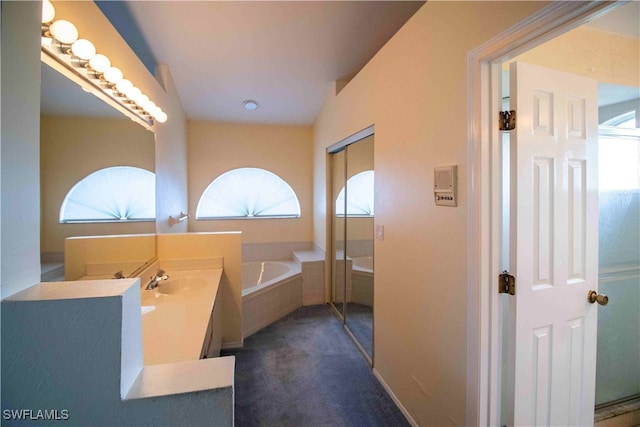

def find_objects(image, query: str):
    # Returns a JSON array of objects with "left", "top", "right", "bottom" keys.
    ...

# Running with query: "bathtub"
[
  {"left": 350, "top": 256, "right": 373, "bottom": 307},
  {"left": 351, "top": 256, "right": 373, "bottom": 274},
  {"left": 242, "top": 261, "right": 302, "bottom": 337}
]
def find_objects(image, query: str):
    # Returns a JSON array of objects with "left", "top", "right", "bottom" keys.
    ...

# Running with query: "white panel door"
[{"left": 509, "top": 62, "right": 599, "bottom": 426}]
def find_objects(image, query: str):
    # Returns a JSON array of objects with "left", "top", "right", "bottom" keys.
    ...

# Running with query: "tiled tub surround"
[
  {"left": 351, "top": 256, "right": 373, "bottom": 307},
  {"left": 242, "top": 241, "right": 322, "bottom": 262},
  {"left": 242, "top": 261, "right": 302, "bottom": 337},
  {"left": 294, "top": 249, "right": 326, "bottom": 306}
]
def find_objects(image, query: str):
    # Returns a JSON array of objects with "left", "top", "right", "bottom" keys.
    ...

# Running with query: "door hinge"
[
  {"left": 499, "top": 271, "right": 516, "bottom": 295},
  {"left": 499, "top": 110, "right": 516, "bottom": 131}
]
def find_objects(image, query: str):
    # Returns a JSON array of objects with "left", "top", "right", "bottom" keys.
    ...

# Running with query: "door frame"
[{"left": 467, "top": 1, "right": 623, "bottom": 425}]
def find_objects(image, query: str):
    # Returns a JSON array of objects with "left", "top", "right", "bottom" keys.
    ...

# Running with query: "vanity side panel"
[{"left": 65, "top": 234, "right": 156, "bottom": 280}]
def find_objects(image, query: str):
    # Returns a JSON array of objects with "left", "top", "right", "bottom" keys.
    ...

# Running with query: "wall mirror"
[
  {"left": 40, "top": 60, "right": 156, "bottom": 280},
  {"left": 329, "top": 128, "right": 375, "bottom": 363}
]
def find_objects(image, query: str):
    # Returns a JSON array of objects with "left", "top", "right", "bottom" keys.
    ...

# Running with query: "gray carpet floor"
[{"left": 221, "top": 304, "right": 409, "bottom": 427}]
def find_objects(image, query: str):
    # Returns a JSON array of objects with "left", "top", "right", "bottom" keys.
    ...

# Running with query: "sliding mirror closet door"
[
  {"left": 329, "top": 132, "right": 375, "bottom": 362},
  {"left": 331, "top": 149, "right": 347, "bottom": 320},
  {"left": 344, "top": 136, "right": 374, "bottom": 360}
]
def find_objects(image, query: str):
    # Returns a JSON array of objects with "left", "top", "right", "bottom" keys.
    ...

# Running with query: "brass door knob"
[{"left": 588, "top": 290, "right": 608, "bottom": 306}]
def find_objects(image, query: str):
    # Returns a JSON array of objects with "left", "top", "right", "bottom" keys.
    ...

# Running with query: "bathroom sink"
[{"left": 156, "top": 277, "right": 208, "bottom": 296}]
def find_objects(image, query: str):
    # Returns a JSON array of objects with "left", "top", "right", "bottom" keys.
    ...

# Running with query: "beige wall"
[
  {"left": 52, "top": 2, "right": 190, "bottom": 237},
  {"left": 40, "top": 117, "right": 156, "bottom": 254},
  {"left": 188, "top": 121, "right": 313, "bottom": 244},
  {"left": 1, "top": 1, "right": 188, "bottom": 298},
  {"left": 313, "top": 2, "right": 546, "bottom": 425},
  {"left": 508, "top": 25, "right": 639, "bottom": 87},
  {"left": 65, "top": 234, "right": 156, "bottom": 281}
]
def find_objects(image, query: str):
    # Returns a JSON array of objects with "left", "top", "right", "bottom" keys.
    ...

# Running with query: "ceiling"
[
  {"left": 42, "top": 1, "right": 638, "bottom": 124},
  {"left": 121, "top": 1, "right": 425, "bottom": 125},
  {"left": 584, "top": 1, "right": 639, "bottom": 39}
]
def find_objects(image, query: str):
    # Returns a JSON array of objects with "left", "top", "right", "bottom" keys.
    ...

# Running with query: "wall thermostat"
[{"left": 434, "top": 165, "right": 457, "bottom": 206}]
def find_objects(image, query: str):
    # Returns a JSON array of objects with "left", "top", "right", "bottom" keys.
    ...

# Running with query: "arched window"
[
  {"left": 336, "top": 170, "right": 374, "bottom": 216},
  {"left": 60, "top": 166, "right": 155, "bottom": 223},
  {"left": 602, "top": 110, "right": 636, "bottom": 128},
  {"left": 196, "top": 168, "right": 301, "bottom": 219}
]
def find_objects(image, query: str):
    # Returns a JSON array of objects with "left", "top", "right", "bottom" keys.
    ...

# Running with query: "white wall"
[
  {"left": 313, "top": 2, "right": 546, "bottom": 424},
  {"left": 1, "top": 1, "right": 42, "bottom": 298},
  {"left": 155, "top": 64, "right": 189, "bottom": 234}
]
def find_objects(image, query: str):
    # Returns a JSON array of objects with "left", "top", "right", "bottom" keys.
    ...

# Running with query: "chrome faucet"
[{"left": 146, "top": 269, "right": 169, "bottom": 290}]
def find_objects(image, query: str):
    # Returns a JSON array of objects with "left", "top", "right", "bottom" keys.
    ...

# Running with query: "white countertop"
[
  {"left": 125, "top": 356, "right": 235, "bottom": 400},
  {"left": 139, "top": 268, "right": 223, "bottom": 365},
  {"left": 4, "top": 278, "right": 139, "bottom": 300}
]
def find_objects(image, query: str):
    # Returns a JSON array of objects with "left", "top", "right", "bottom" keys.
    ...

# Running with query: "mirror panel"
[
  {"left": 344, "top": 136, "right": 374, "bottom": 360},
  {"left": 40, "top": 61, "right": 156, "bottom": 278},
  {"left": 331, "top": 149, "right": 346, "bottom": 319}
]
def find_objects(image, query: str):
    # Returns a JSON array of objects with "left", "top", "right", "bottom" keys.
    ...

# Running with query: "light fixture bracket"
[{"left": 41, "top": 42, "right": 155, "bottom": 130}]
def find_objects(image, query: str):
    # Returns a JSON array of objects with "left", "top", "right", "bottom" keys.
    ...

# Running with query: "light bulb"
[
  {"left": 142, "top": 100, "right": 156, "bottom": 112},
  {"left": 155, "top": 111, "right": 168, "bottom": 123},
  {"left": 148, "top": 105, "right": 161, "bottom": 117},
  {"left": 127, "top": 87, "right": 143, "bottom": 103},
  {"left": 89, "top": 54, "right": 110, "bottom": 73},
  {"left": 42, "top": 0, "right": 55, "bottom": 23},
  {"left": 103, "top": 67, "right": 124, "bottom": 84},
  {"left": 71, "top": 39, "right": 96, "bottom": 60},
  {"left": 49, "top": 20, "right": 78, "bottom": 45},
  {"left": 136, "top": 94, "right": 150, "bottom": 107},
  {"left": 115, "top": 79, "right": 133, "bottom": 94}
]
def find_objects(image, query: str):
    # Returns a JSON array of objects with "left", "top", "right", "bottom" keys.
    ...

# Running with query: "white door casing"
[{"left": 508, "top": 62, "right": 599, "bottom": 426}]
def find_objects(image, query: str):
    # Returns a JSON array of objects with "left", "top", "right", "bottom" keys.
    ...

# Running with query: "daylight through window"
[
  {"left": 336, "top": 170, "right": 374, "bottom": 216},
  {"left": 196, "top": 168, "right": 301, "bottom": 219},
  {"left": 60, "top": 166, "right": 156, "bottom": 223}
]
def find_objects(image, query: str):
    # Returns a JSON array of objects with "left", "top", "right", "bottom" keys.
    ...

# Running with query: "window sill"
[
  {"left": 60, "top": 219, "right": 155, "bottom": 224},
  {"left": 196, "top": 215, "right": 301, "bottom": 221}
]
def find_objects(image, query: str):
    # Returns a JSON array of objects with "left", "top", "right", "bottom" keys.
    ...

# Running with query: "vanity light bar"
[{"left": 40, "top": 0, "right": 168, "bottom": 127}]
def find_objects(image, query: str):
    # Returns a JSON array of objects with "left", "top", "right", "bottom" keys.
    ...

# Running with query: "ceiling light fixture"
[
  {"left": 40, "top": 1, "right": 168, "bottom": 127},
  {"left": 243, "top": 100, "right": 259, "bottom": 111}
]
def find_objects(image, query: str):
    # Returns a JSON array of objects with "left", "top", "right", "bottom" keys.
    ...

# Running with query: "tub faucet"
[{"left": 146, "top": 269, "right": 169, "bottom": 290}]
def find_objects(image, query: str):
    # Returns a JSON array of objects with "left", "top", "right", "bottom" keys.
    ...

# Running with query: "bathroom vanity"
[
  {"left": 137, "top": 258, "right": 224, "bottom": 364},
  {"left": 77, "top": 256, "right": 225, "bottom": 365}
]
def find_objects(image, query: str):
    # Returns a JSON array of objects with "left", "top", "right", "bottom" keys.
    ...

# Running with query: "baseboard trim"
[
  {"left": 221, "top": 340, "right": 243, "bottom": 350},
  {"left": 373, "top": 368, "right": 418, "bottom": 427}
]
